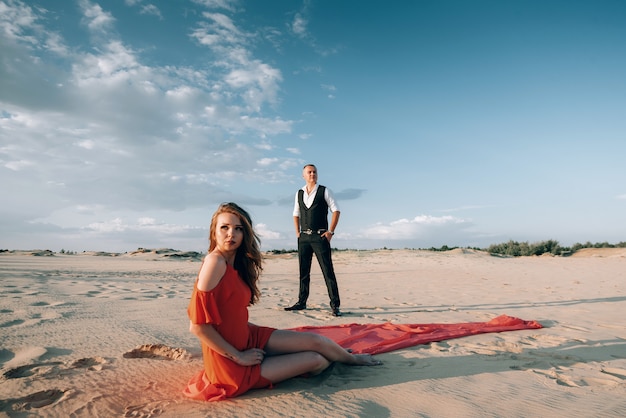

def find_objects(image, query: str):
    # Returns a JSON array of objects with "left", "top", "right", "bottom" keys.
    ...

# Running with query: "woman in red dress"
[{"left": 184, "top": 203, "right": 381, "bottom": 401}]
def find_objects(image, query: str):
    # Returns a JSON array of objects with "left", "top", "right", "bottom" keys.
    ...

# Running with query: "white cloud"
[
  {"left": 72, "top": 41, "right": 141, "bottom": 85},
  {"left": 0, "top": 0, "right": 331, "bottom": 251},
  {"left": 0, "top": 0, "right": 38, "bottom": 42},
  {"left": 79, "top": 0, "right": 115, "bottom": 32},
  {"left": 224, "top": 62, "right": 282, "bottom": 111},
  {"left": 292, "top": 13, "right": 307, "bottom": 37},
  {"left": 137, "top": 217, "right": 157, "bottom": 226},
  {"left": 255, "top": 142, "right": 273, "bottom": 151},
  {"left": 258, "top": 157, "right": 279, "bottom": 167},
  {"left": 4, "top": 159, "right": 33, "bottom": 171},
  {"left": 86, "top": 217, "right": 199, "bottom": 235},
  {"left": 363, "top": 215, "right": 470, "bottom": 240},
  {"left": 192, "top": 13, "right": 243, "bottom": 46},
  {"left": 192, "top": 0, "right": 239, "bottom": 13},
  {"left": 75, "top": 204, "right": 103, "bottom": 214},
  {"left": 76, "top": 139, "right": 96, "bottom": 149},
  {"left": 255, "top": 223, "right": 281, "bottom": 240},
  {"left": 139, "top": 4, "right": 162, "bottom": 19},
  {"left": 87, "top": 217, "right": 125, "bottom": 233}
]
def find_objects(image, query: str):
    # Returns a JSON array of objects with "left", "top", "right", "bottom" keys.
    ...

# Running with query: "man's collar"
[{"left": 304, "top": 183, "right": 319, "bottom": 194}]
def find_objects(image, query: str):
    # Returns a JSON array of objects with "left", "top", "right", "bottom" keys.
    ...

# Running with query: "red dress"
[{"left": 183, "top": 264, "right": 275, "bottom": 401}]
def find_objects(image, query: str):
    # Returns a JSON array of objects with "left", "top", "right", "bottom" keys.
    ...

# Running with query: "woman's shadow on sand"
[{"left": 243, "top": 335, "right": 626, "bottom": 409}]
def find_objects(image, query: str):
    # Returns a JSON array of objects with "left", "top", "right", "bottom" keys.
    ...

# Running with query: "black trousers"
[{"left": 297, "top": 233, "right": 340, "bottom": 309}]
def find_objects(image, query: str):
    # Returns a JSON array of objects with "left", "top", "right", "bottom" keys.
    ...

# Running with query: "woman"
[{"left": 184, "top": 203, "right": 381, "bottom": 401}]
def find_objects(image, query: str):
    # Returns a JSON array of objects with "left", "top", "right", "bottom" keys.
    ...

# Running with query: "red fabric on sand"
[
  {"left": 290, "top": 315, "right": 542, "bottom": 355},
  {"left": 184, "top": 262, "right": 541, "bottom": 402}
]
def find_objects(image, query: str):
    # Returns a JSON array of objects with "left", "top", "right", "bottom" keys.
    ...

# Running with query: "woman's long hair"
[{"left": 209, "top": 202, "right": 263, "bottom": 304}]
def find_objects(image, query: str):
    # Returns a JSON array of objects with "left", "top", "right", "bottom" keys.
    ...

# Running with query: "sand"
[{"left": 1, "top": 248, "right": 625, "bottom": 417}]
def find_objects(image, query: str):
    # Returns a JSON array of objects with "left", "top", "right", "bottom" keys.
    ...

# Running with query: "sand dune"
[{"left": 1, "top": 249, "right": 625, "bottom": 417}]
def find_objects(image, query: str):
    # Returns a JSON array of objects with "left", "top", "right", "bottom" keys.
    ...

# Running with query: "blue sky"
[{"left": 1, "top": 0, "right": 625, "bottom": 252}]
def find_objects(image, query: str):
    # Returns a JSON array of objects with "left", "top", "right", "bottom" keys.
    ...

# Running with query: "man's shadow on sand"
[{"left": 345, "top": 295, "right": 626, "bottom": 316}]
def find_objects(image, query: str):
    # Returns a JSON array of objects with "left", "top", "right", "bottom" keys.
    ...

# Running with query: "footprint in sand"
[
  {"left": 2, "top": 361, "right": 63, "bottom": 379},
  {"left": 2, "top": 345, "right": 107, "bottom": 379},
  {"left": 532, "top": 366, "right": 584, "bottom": 387},
  {"left": 3, "top": 347, "right": 44, "bottom": 366},
  {"left": 123, "top": 401, "right": 169, "bottom": 418},
  {"left": 123, "top": 344, "right": 192, "bottom": 361},
  {"left": 0, "top": 389, "right": 69, "bottom": 411},
  {"left": 69, "top": 356, "right": 107, "bottom": 371},
  {"left": 3, "top": 357, "right": 107, "bottom": 379}
]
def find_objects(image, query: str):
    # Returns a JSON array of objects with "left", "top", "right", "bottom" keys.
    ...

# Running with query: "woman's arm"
[{"left": 189, "top": 321, "right": 265, "bottom": 366}]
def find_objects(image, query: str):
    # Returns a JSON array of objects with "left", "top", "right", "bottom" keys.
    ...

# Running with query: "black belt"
[{"left": 301, "top": 229, "right": 327, "bottom": 235}]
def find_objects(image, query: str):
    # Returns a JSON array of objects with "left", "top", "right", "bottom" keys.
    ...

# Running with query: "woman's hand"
[{"left": 235, "top": 348, "right": 266, "bottom": 366}]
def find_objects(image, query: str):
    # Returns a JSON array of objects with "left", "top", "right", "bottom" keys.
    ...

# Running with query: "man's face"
[{"left": 303, "top": 166, "right": 317, "bottom": 183}]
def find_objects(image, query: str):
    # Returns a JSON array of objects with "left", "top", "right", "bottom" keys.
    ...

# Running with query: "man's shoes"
[
  {"left": 332, "top": 307, "right": 342, "bottom": 317},
  {"left": 284, "top": 302, "right": 306, "bottom": 311}
]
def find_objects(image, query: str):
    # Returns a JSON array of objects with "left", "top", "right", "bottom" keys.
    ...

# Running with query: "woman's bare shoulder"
[{"left": 197, "top": 252, "right": 227, "bottom": 292}]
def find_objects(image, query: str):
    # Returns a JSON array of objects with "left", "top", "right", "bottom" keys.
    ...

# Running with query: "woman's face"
[{"left": 215, "top": 212, "right": 244, "bottom": 252}]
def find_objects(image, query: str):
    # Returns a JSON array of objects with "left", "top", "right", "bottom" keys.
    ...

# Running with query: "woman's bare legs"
[
  {"left": 260, "top": 351, "right": 330, "bottom": 383},
  {"left": 260, "top": 330, "right": 381, "bottom": 384}
]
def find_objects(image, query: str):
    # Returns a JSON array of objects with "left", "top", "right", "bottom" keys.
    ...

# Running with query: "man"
[{"left": 285, "top": 164, "right": 342, "bottom": 316}]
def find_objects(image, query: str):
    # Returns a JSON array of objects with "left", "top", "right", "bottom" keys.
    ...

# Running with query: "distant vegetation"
[
  {"left": 3, "top": 241, "right": 625, "bottom": 259},
  {"left": 485, "top": 240, "right": 626, "bottom": 257},
  {"left": 266, "top": 249, "right": 298, "bottom": 255},
  {"left": 267, "top": 241, "right": 626, "bottom": 257},
  {"left": 262, "top": 241, "right": 626, "bottom": 257},
  {"left": 426, "top": 245, "right": 481, "bottom": 252}
]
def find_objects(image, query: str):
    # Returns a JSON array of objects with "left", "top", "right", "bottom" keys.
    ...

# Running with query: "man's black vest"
[{"left": 298, "top": 185, "right": 329, "bottom": 231}]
